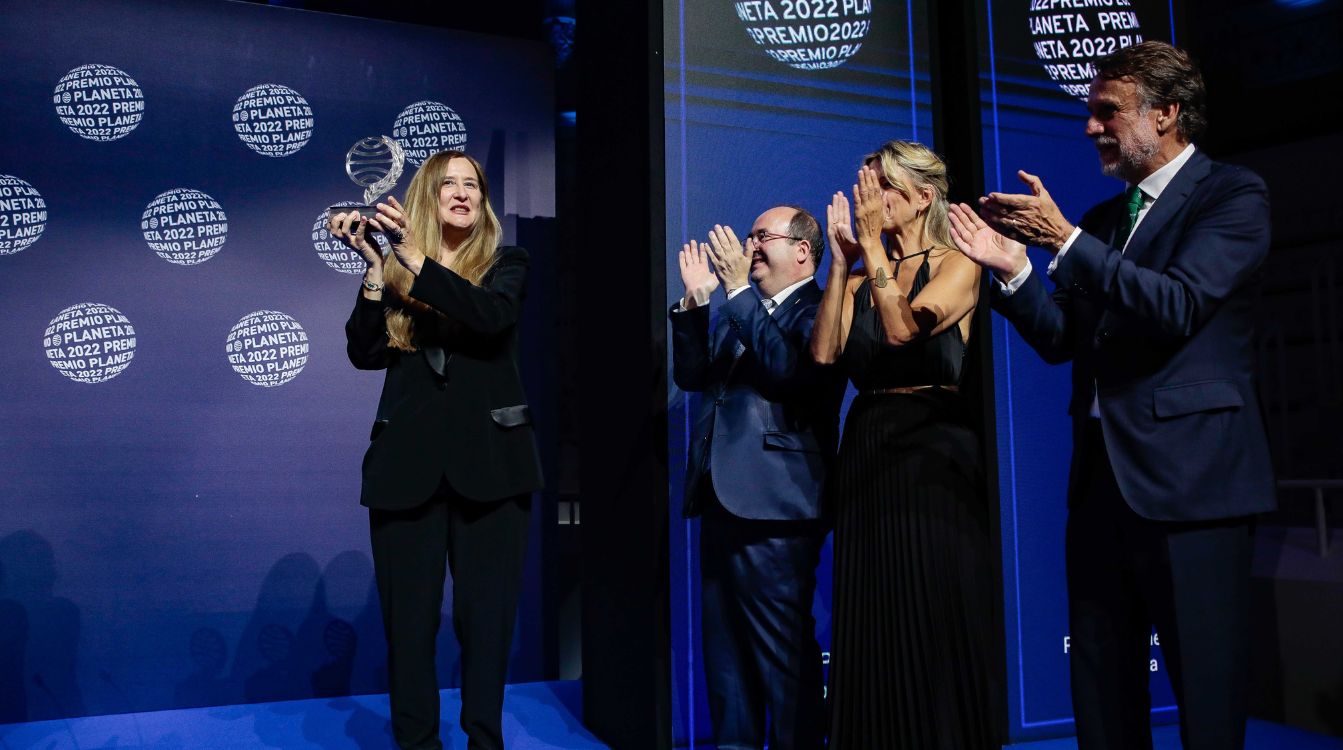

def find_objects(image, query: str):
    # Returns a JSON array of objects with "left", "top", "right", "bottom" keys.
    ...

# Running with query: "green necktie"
[{"left": 1115, "top": 185, "right": 1146, "bottom": 248}]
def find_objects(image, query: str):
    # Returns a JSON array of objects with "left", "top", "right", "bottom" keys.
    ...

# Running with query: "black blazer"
[
  {"left": 994, "top": 151, "right": 1275, "bottom": 521},
  {"left": 346, "top": 245, "right": 543, "bottom": 509}
]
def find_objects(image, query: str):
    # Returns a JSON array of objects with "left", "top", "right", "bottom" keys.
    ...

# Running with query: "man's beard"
[{"left": 1096, "top": 124, "right": 1161, "bottom": 182}]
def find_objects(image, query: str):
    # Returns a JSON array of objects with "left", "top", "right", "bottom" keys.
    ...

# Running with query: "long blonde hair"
[
  {"left": 383, "top": 150, "right": 502, "bottom": 351},
  {"left": 864, "top": 140, "right": 954, "bottom": 254}
]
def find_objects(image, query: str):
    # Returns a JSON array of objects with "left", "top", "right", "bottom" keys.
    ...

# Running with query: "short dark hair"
[
  {"left": 784, "top": 205, "right": 824, "bottom": 270},
  {"left": 1095, "top": 41, "right": 1207, "bottom": 143}
]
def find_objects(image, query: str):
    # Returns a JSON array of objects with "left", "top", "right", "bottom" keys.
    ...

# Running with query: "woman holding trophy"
[{"left": 329, "top": 149, "right": 542, "bottom": 750}]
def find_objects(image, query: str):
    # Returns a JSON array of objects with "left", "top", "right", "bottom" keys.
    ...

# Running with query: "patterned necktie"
[
  {"left": 733, "top": 297, "right": 776, "bottom": 358},
  {"left": 1115, "top": 185, "right": 1146, "bottom": 249}
]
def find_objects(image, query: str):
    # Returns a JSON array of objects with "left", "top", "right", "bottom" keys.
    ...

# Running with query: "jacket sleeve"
[
  {"left": 345, "top": 291, "right": 390, "bottom": 370},
  {"left": 670, "top": 302, "right": 713, "bottom": 392},
  {"left": 991, "top": 267, "right": 1076, "bottom": 365},
  {"left": 1050, "top": 169, "right": 1270, "bottom": 340},
  {"left": 407, "top": 245, "right": 529, "bottom": 335},
  {"left": 722, "top": 287, "right": 830, "bottom": 395}
]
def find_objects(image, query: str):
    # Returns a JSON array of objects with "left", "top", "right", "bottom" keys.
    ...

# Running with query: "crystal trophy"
[{"left": 327, "top": 135, "right": 406, "bottom": 222}]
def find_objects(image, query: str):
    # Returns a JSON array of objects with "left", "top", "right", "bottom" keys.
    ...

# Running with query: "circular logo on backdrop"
[
  {"left": 232, "top": 84, "right": 314, "bottom": 157},
  {"left": 0, "top": 175, "right": 47, "bottom": 255},
  {"left": 141, "top": 189, "right": 228, "bottom": 265},
  {"left": 226, "top": 311, "right": 309, "bottom": 387},
  {"left": 52, "top": 64, "right": 145, "bottom": 141},
  {"left": 1029, "top": 2, "right": 1144, "bottom": 100},
  {"left": 313, "top": 203, "right": 387, "bottom": 275},
  {"left": 392, "top": 101, "right": 468, "bottom": 166},
  {"left": 735, "top": 0, "right": 873, "bottom": 71},
  {"left": 43, "top": 303, "right": 137, "bottom": 383}
]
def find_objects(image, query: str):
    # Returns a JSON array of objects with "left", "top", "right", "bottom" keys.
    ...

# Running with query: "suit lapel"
[
  {"left": 771, "top": 280, "right": 819, "bottom": 326},
  {"left": 1097, "top": 193, "right": 1126, "bottom": 247},
  {"left": 718, "top": 280, "right": 817, "bottom": 387},
  {"left": 734, "top": 281, "right": 815, "bottom": 371},
  {"left": 710, "top": 312, "right": 734, "bottom": 363},
  {"left": 1123, "top": 151, "right": 1211, "bottom": 266}
]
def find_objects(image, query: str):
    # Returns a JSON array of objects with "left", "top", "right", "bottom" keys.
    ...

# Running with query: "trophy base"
[{"left": 326, "top": 204, "right": 379, "bottom": 221}]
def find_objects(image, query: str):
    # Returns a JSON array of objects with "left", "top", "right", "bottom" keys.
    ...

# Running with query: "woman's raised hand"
[
  {"left": 370, "top": 196, "right": 425, "bottom": 275},
  {"left": 327, "top": 209, "right": 384, "bottom": 271},
  {"left": 827, "top": 191, "right": 861, "bottom": 269},
  {"left": 367, "top": 196, "right": 408, "bottom": 245},
  {"left": 852, "top": 164, "right": 885, "bottom": 246}
]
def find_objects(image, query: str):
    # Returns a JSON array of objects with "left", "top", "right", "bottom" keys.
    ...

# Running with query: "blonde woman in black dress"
[{"left": 810, "top": 140, "right": 998, "bottom": 748}]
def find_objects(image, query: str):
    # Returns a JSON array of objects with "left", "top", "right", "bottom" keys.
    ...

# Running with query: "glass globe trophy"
[{"left": 326, "top": 135, "right": 405, "bottom": 222}]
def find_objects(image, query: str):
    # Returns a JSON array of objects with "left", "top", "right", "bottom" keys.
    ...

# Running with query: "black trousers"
[
  {"left": 1068, "top": 420, "right": 1253, "bottom": 750},
  {"left": 699, "top": 485, "right": 826, "bottom": 750},
  {"left": 370, "top": 484, "right": 532, "bottom": 750}
]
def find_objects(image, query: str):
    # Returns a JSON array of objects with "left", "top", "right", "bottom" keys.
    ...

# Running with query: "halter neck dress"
[{"left": 826, "top": 256, "right": 1000, "bottom": 749}]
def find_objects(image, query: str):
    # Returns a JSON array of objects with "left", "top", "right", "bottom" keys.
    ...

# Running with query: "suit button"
[
  {"left": 1098, "top": 329, "right": 1112, "bottom": 341},
  {"left": 715, "top": 397, "right": 724, "bottom": 405}
]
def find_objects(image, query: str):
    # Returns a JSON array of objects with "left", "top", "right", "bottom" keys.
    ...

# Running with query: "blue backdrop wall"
[{"left": 0, "top": 0, "right": 555, "bottom": 722}]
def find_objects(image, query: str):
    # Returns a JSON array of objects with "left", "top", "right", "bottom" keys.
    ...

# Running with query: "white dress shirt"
[
  {"left": 726, "top": 275, "right": 813, "bottom": 312},
  {"left": 678, "top": 275, "right": 814, "bottom": 314}
]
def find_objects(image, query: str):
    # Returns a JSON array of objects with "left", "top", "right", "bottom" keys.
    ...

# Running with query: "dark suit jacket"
[
  {"left": 994, "top": 150, "right": 1276, "bottom": 521},
  {"left": 346, "top": 245, "right": 543, "bottom": 509},
  {"left": 670, "top": 280, "right": 846, "bottom": 521}
]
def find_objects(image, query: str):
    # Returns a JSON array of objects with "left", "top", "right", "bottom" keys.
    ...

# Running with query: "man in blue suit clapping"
[
  {"left": 670, "top": 205, "right": 845, "bottom": 750},
  {"left": 950, "top": 41, "right": 1275, "bottom": 750}
]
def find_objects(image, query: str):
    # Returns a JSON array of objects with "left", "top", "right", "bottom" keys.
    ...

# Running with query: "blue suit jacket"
[
  {"left": 670, "top": 280, "right": 846, "bottom": 521},
  {"left": 994, "top": 150, "right": 1276, "bottom": 521}
]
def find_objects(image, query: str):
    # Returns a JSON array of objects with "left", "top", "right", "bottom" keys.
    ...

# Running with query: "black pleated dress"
[{"left": 826, "top": 257, "right": 998, "bottom": 749}]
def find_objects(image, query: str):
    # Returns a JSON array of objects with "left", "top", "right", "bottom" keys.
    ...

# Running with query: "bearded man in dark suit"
[{"left": 949, "top": 42, "right": 1274, "bottom": 750}]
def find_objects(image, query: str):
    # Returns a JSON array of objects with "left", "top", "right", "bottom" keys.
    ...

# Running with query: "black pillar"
[{"left": 577, "top": 0, "right": 672, "bottom": 748}]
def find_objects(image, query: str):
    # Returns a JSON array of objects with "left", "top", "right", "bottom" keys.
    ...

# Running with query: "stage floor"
[
  {"left": 0, "top": 680, "right": 608, "bottom": 750},
  {"left": 4, "top": 691, "right": 1339, "bottom": 750},
  {"left": 684, "top": 718, "right": 1342, "bottom": 749},
  {"left": 1008, "top": 718, "right": 1343, "bottom": 749}
]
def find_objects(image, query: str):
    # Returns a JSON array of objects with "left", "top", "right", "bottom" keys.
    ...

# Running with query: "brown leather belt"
[{"left": 863, "top": 385, "right": 959, "bottom": 395}]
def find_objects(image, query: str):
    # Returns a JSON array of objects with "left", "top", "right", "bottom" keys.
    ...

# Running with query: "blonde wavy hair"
[
  {"left": 382, "top": 150, "right": 502, "bottom": 351},
  {"left": 864, "top": 140, "right": 954, "bottom": 255}
]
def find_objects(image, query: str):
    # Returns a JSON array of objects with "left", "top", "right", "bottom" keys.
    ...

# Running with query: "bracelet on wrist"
[{"left": 362, "top": 279, "right": 383, "bottom": 293}]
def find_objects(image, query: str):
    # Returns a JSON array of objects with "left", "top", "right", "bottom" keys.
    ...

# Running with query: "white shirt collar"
[
  {"left": 1133, "top": 143, "right": 1196, "bottom": 201},
  {"left": 767, "top": 275, "right": 814, "bottom": 309}
]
